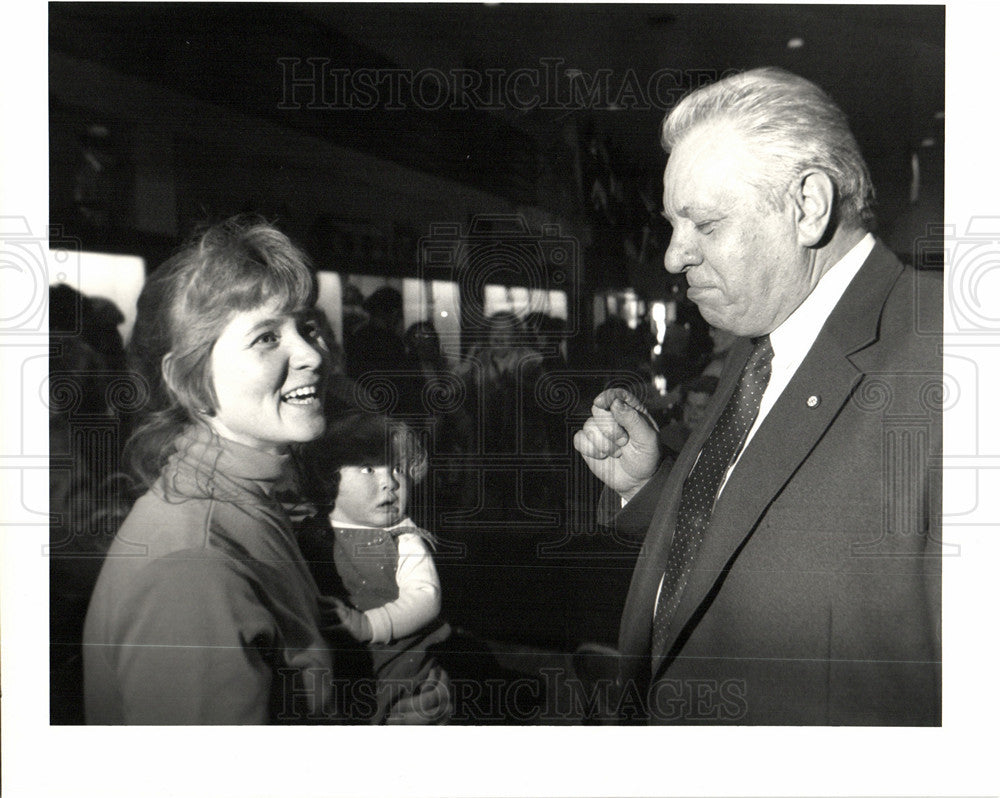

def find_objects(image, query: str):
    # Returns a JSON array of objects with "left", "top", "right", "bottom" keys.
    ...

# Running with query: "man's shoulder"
[
  {"left": 881, "top": 261, "right": 942, "bottom": 349},
  {"left": 866, "top": 241, "right": 942, "bottom": 306},
  {"left": 845, "top": 241, "right": 941, "bottom": 358}
]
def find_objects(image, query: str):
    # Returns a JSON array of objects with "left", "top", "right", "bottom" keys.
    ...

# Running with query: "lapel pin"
[{"left": 806, "top": 395, "right": 820, "bottom": 408}]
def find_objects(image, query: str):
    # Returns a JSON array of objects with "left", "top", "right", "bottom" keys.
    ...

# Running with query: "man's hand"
[
  {"left": 573, "top": 388, "right": 662, "bottom": 501},
  {"left": 385, "top": 665, "right": 452, "bottom": 724},
  {"left": 318, "top": 595, "right": 372, "bottom": 642}
]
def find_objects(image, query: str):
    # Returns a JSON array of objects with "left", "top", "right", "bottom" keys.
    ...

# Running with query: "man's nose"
[{"left": 664, "top": 228, "right": 701, "bottom": 274}]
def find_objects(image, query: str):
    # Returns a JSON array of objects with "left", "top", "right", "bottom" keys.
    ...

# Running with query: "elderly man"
[{"left": 574, "top": 68, "right": 941, "bottom": 725}]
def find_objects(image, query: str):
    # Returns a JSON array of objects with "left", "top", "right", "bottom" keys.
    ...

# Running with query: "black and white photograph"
[{"left": 2, "top": 1, "right": 999, "bottom": 796}]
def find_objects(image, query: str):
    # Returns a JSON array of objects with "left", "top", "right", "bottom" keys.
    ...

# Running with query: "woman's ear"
[{"left": 790, "top": 170, "right": 836, "bottom": 247}]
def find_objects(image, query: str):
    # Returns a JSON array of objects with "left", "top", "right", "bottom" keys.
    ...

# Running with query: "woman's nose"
[{"left": 288, "top": 328, "right": 324, "bottom": 370}]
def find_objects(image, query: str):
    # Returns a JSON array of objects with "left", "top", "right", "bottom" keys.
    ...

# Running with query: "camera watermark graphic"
[
  {"left": 913, "top": 219, "right": 1000, "bottom": 554},
  {"left": 278, "top": 59, "right": 734, "bottom": 113},
  {"left": 1, "top": 217, "right": 75, "bottom": 334},
  {"left": 917, "top": 217, "right": 1000, "bottom": 334},
  {"left": 2, "top": 219, "right": 81, "bottom": 533}
]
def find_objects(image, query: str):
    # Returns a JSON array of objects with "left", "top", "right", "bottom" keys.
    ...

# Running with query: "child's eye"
[
  {"left": 300, "top": 318, "right": 322, "bottom": 340},
  {"left": 359, "top": 466, "right": 375, "bottom": 475}
]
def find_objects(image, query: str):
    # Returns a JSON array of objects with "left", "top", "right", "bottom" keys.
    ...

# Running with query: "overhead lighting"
[
  {"left": 787, "top": 37, "right": 805, "bottom": 49},
  {"left": 921, "top": 138, "right": 936, "bottom": 148},
  {"left": 647, "top": 13, "right": 678, "bottom": 27}
]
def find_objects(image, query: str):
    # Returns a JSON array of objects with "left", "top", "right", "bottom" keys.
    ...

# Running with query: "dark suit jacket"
[{"left": 610, "top": 241, "right": 942, "bottom": 725}]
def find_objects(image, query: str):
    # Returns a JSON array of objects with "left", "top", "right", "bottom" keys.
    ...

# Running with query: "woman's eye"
[{"left": 253, "top": 331, "right": 279, "bottom": 346}]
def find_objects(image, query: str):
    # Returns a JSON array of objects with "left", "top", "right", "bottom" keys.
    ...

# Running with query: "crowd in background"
[{"left": 48, "top": 278, "right": 728, "bottom": 723}]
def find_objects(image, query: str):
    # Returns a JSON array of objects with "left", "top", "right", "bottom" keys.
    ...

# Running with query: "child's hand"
[{"left": 318, "top": 595, "right": 373, "bottom": 642}]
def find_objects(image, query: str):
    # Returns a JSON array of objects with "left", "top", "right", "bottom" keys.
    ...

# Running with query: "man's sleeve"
[{"left": 597, "top": 452, "right": 677, "bottom": 537}]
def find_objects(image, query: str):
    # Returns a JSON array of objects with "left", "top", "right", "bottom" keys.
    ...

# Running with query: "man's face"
[{"left": 661, "top": 122, "right": 816, "bottom": 337}]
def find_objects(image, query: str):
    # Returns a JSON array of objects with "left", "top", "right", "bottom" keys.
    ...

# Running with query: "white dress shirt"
[
  {"left": 651, "top": 233, "right": 875, "bottom": 613},
  {"left": 721, "top": 232, "right": 875, "bottom": 486}
]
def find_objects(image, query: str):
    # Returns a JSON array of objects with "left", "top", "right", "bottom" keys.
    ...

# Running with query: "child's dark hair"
[{"left": 299, "top": 411, "right": 427, "bottom": 508}]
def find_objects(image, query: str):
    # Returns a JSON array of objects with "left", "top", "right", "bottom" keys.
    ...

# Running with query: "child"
[{"left": 298, "top": 411, "right": 451, "bottom": 723}]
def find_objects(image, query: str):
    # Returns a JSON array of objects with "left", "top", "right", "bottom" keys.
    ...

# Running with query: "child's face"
[{"left": 330, "top": 463, "right": 409, "bottom": 527}]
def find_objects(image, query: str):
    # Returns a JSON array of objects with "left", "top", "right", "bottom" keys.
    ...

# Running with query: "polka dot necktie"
[{"left": 651, "top": 335, "right": 774, "bottom": 655}]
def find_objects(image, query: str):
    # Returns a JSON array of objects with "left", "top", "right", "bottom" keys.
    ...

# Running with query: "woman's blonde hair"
[{"left": 126, "top": 216, "right": 318, "bottom": 487}]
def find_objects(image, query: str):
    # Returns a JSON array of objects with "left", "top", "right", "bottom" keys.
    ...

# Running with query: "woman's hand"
[
  {"left": 318, "top": 595, "right": 372, "bottom": 642},
  {"left": 385, "top": 665, "right": 453, "bottom": 724},
  {"left": 573, "top": 388, "right": 662, "bottom": 501}
]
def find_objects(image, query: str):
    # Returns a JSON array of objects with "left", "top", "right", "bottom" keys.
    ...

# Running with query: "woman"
[{"left": 82, "top": 217, "right": 448, "bottom": 724}]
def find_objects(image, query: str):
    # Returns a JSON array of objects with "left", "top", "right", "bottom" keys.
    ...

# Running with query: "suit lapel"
[
  {"left": 617, "top": 338, "right": 750, "bottom": 665},
  {"left": 649, "top": 241, "right": 905, "bottom": 675}
]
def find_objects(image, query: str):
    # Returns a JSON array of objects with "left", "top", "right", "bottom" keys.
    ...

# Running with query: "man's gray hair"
[{"left": 661, "top": 67, "right": 876, "bottom": 230}]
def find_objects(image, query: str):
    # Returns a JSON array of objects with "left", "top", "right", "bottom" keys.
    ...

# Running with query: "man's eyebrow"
[{"left": 661, "top": 205, "right": 700, "bottom": 222}]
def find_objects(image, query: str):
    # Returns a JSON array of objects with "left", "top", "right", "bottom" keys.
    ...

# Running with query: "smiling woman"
[
  {"left": 205, "top": 301, "right": 326, "bottom": 453},
  {"left": 80, "top": 217, "right": 450, "bottom": 724}
]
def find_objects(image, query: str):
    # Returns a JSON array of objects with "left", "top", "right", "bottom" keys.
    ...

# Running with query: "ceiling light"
[
  {"left": 787, "top": 37, "right": 805, "bottom": 49},
  {"left": 647, "top": 14, "right": 678, "bottom": 27},
  {"left": 921, "top": 138, "right": 936, "bottom": 148}
]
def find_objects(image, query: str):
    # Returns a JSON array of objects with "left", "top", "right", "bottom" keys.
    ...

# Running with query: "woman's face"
[{"left": 207, "top": 299, "right": 327, "bottom": 454}]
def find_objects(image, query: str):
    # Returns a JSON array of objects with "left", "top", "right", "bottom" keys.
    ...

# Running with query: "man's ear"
[{"left": 790, "top": 170, "right": 836, "bottom": 247}]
